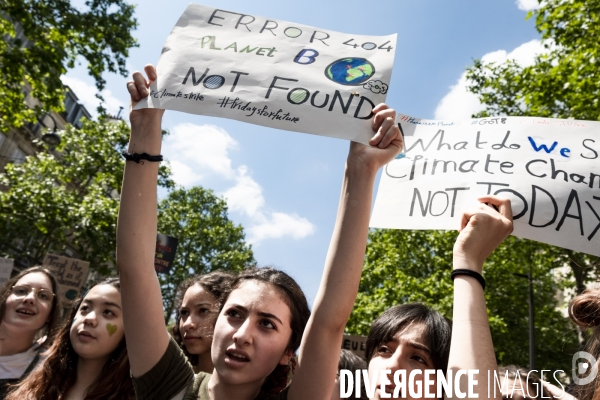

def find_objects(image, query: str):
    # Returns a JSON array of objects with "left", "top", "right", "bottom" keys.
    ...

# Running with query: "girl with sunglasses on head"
[
  {"left": 6, "top": 277, "right": 135, "bottom": 400},
  {"left": 117, "top": 64, "right": 402, "bottom": 400},
  {"left": 0, "top": 266, "right": 61, "bottom": 398}
]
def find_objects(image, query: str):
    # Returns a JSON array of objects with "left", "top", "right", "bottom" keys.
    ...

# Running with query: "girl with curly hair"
[{"left": 171, "top": 271, "right": 235, "bottom": 373}]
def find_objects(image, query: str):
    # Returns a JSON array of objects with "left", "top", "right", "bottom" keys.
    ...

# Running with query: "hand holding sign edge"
[
  {"left": 453, "top": 195, "right": 514, "bottom": 273},
  {"left": 127, "top": 64, "right": 165, "bottom": 129},
  {"left": 347, "top": 103, "right": 403, "bottom": 176}
]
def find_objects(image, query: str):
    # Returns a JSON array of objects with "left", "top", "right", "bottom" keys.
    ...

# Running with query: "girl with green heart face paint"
[{"left": 6, "top": 278, "right": 136, "bottom": 400}]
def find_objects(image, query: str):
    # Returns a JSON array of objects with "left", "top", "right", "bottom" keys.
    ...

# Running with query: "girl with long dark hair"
[
  {"left": 171, "top": 271, "right": 235, "bottom": 373},
  {"left": 117, "top": 64, "right": 403, "bottom": 400},
  {"left": 6, "top": 277, "right": 135, "bottom": 400},
  {"left": 0, "top": 266, "right": 61, "bottom": 398}
]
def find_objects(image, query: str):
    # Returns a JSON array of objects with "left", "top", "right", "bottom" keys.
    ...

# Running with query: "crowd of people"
[{"left": 0, "top": 64, "right": 597, "bottom": 399}]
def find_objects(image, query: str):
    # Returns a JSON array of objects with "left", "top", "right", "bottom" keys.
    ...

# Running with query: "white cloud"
[
  {"left": 162, "top": 123, "right": 316, "bottom": 244},
  {"left": 223, "top": 166, "right": 265, "bottom": 217},
  {"left": 61, "top": 75, "right": 125, "bottom": 119},
  {"left": 248, "top": 212, "right": 316, "bottom": 243},
  {"left": 163, "top": 123, "right": 237, "bottom": 181},
  {"left": 516, "top": 0, "right": 542, "bottom": 11},
  {"left": 434, "top": 39, "right": 546, "bottom": 120}
]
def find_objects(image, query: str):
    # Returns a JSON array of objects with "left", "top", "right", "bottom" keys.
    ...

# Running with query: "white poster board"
[
  {"left": 371, "top": 114, "right": 600, "bottom": 256},
  {"left": 135, "top": 4, "right": 397, "bottom": 145},
  {"left": 0, "top": 258, "right": 13, "bottom": 287},
  {"left": 43, "top": 254, "right": 90, "bottom": 303}
]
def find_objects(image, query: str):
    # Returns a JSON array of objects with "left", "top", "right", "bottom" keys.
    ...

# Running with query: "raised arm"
[
  {"left": 448, "top": 196, "right": 513, "bottom": 399},
  {"left": 116, "top": 65, "right": 170, "bottom": 376},
  {"left": 289, "top": 104, "right": 403, "bottom": 400}
]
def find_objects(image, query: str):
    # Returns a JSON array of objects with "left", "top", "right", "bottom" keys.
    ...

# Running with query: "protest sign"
[
  {"left": 43, "top": 254, "right": 90, "bottom": 303},
  {"left": 342, "top": 334, "right": 367, "bottom": 359},
  {"left": 155, "top": 233, "right": 179, "bottom": 274},
  {"left": 134, "top": 4, "right": 397, "bottom": 145},
  {"left": 0, "top": 258, "right": 13, "bottom": 286},
  {"left": 371, "top": 114, "right": 600, "bottom": 257}
]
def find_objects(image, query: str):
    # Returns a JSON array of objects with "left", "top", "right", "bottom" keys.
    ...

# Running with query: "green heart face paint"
[{"left": 106, "top": 323, "right": 117, "bottom": 337}]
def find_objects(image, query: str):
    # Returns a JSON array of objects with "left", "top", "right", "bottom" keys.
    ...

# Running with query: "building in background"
[{"left": 0, "top": 85, "right": 92, "bottom": 171}]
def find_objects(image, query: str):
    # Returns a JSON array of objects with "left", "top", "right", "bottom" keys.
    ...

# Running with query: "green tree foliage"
[
  {"left": 0, "top": 119, "right": 173, "bottom": 274},
  {"left": 347, "top": 230, "right": 579, "bottom": 374},
  {"left": 465, "top": 0, "right": 600, "bottom": 292},
  {"left": 0, "top": 0, "right": 138, "bottom": 130},
  {"left": 467, "top": 0, "right": 600, "bottom": 121},
  {"left": 157, "top": 187, "right": 255, "bottom": 323}
]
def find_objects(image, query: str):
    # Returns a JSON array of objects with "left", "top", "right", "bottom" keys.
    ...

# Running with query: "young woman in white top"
[{"left": 0, "top": 266, "right": 61, "bottom": 398}]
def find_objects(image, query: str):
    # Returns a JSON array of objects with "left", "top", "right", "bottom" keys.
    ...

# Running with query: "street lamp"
[{"left": 38, "top": 112, "right": 61, "bottom": 146}]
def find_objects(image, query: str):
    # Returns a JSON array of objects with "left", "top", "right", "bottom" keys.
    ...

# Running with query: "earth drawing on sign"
[{"left": 325, "top": 58, "right": 376, "bottom": 86}]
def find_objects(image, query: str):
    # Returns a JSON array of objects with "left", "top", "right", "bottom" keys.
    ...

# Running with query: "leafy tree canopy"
[
  {"left": 467, "top": 0, "right": 600, "bottom": 120},
  {"left": 0, "top": 119, "right": 173, "bottom": 274},
  {"left": 157, "top": 186, "right": 256, "bottom": 323},
  {"left": 0, "top": 0, "right": 138, "bottom": 130}
]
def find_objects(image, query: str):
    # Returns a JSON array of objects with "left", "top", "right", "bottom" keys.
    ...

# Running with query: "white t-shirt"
[{"left": 0, "top": 343, "right": 40, "bottom": 379}]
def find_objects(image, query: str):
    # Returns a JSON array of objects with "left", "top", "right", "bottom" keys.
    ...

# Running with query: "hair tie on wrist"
[
  {"left": 121, "top": 151, "right": 163, "bottom": 164},
  {"left": 451, "top": 269, "right": 486, "bottom": 290}
]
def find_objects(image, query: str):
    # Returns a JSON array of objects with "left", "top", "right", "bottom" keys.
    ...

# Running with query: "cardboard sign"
[
  {"left": 43, "top": 254, "right": 90, "bottom": 302},
  {"left": 371, "top": 114, "right": 600, "bottom": 257},
  {"left": 134, "top": 4, "right": 397, "bottom": 145},
  {"left": 0, "top": 258, "right": 13, "bottom": 287},
  {"left": 155, "top": 233, "right": 179, "bottom": 274},
  {"left": 342, "top": 334, "right": 367, "bottom": 359}
]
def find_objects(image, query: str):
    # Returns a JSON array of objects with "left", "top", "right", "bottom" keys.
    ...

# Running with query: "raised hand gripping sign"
[
  {"left": 371, "top": 114, "right": 600, "bottom": 256},
  {"left": 134, "top": 4, "right": 397, "bottom": 144}
]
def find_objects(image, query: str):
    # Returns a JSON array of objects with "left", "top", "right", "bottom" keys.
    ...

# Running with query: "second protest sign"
[{"left": 371, "top": 113, "right": 600, "bottom": 256}]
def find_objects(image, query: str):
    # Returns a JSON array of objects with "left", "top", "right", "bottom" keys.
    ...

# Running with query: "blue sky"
[{"left": 65, "top": 0, "right": 543, "bottom": 305}]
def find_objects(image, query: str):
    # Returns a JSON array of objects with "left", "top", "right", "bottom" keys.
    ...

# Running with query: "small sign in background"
[
  {"left": 342, "top": 334, "right": 367, "bottom": 359},
  {"left": 0, "top": 258, "right": 13, "bottom": 287},
  {"left": 43, "top": 254, "right": 90, "bottom": 303},
  {"left": 155, "top": 233, "right": 179, "bottom": 274}
]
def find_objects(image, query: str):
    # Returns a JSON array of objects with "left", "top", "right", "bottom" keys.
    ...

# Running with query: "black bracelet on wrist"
[
  {"left": 451, "top": 269, "right": 486, "bottom": 290},
  {"left": 121, "top": 151, "right": 163, "bottom": 164}
]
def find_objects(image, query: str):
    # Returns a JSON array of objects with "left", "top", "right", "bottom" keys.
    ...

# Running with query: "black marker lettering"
[
  {"left": 446, "top": 187, "right": 470, "bottom": 217},
  {"left": 229, "top": 71, "right": 249, "bottom": 92},
  {"left": 484, "top": 153, "right": 499, "bottom": 174},
  {"left": 310, "top": 30, "right": 330, "bottom": 46},
  {"left": 236, "top": 14, "right": 255, "bottom": 31},
  {"left": 475, "top": 131, "right": 487, "bottom": 149},
  {"left": 208, "top": 9, "right": 226, "bottom": 26},
  {"left": 328, "top": 90, "right": 354, "bottom": 114},
  {"left": 529, "top": 185, "right": 558, "bottom": 228},
  {"left": 260, "top": 20, "right": 278, "bottom": 35},
  {"left": 182, "top": 67, "right": 209, "bottom": 86},
  {"left": 265, "top": 76, "right": 298, "bottom": 99},
  {"left": 585, "top": 196, "right": 600, "bottom": 241},
  {"left": 582, "top": 139, "right": 599, "bottom": 160},
  {"left": 556, "top": 189, "right": 584, "bottom": 235},
  {"left": 354, "top": 96, "right": 375, "bottom": 120}
]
